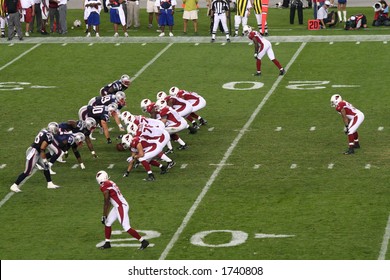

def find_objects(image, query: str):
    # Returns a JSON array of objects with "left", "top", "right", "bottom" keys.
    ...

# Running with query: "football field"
[{"left": 1, "top": 21, "right": 390, "bottom": 279}]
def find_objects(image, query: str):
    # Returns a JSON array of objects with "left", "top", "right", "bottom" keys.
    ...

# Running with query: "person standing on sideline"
[
  {"left": 106, "top": 0, "right": 128, "bottom": 37},
  {"left": 57, "top": 0, "right": 67, "bottom": 34},
  {"left": 155, "top": 0, "right": 176, "bottom": 37},
  {"left": 337, "top": 0, "right": 347, "bottom": 23},
  {"left": 243, "top": 25, "right": 284, "bottom": 76},
  {"left": 48, "top": 0, "right": 58, "bottom": 33},
  {"left": 85, "top": 0, "right": 101, "bottom": 37},
  {"left": 146, "top": 0, "right": 160, "bottom": 31},
  {"left": 10, "top": 122, "right": 62, "bottom": 193},
  {"left": 210, "top": 0, "right": 230, "bottom": 43},
  {"left": 182, "top": 0, "right": 198, "bottom": 35},
  {"left": 20, "top": 0, "right": 35, "bottom": 37},
  {"left": 30, "top": 0, "right": 41, "bottom": 33},
  {"left": 3, "top": 0, "right": 24, "bottom": 40},
  {"left": 330, "top": 94, "right": 364, "bottom": 155},
  {"left": 126, "top": 0, "right": 140, "bottom": 29},
  {"left": 253, "top": 0, "right": 268, "bottom": 36},
  {"left": 232, "top": 0, "right": 251, "bottom": 37},
  {"left": 96, "top": 170, "right": 150, "bottom": 250}
]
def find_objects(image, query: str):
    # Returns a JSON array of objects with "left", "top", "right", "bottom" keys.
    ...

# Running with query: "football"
[
  {"left": 116, "top": 143, "right": 125, "bottom": 151},
  {"left": 73, "top": 19, "right": 82, "bottom": 28}
]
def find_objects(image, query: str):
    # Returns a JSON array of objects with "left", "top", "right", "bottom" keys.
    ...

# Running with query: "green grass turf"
[{"left": 0, "top": 9, "right": 389, "bottom": 261}]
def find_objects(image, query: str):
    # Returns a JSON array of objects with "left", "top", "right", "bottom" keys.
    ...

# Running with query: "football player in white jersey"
[
  {"left": 96, "top": 170, "right": 149, "bottom": 250},
  {"left": 330, "top": 94, "right": 365, "bottom": 155}
]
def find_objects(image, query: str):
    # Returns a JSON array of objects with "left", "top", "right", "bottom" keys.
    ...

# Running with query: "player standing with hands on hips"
[
  {"left": 243, "top": 25, "right": 285, "bottom": 76},
  {"left": 96, "top": 170, "right": 149, "bottom": 250},
  {"left": 330, "top": 94, "right": 364, "bottom": 155}
]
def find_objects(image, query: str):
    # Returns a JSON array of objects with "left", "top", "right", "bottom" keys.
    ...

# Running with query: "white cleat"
[
  {"left": 124, "top": 32, "right": 129, "bottom": 37},
  {"left": 169, "top": 32, "right": 174, "bottom": 37},
  {"left": 49, "top": 168, "right": 56, "bottom": 175},
  {"left": 10, "top": 183, "right": 22, "bottom": 193},
  {"left": 47, "top": 182, "right": 60, "bottom": 189},
  {"left": 114, "top": 32, "right": 119, "bottom": 37},
  {"left": 159, "top": 32, "right": 165, "bottom": 37},
  {"left": 36, "top": 163, "right": 44, "bottom": 170}
]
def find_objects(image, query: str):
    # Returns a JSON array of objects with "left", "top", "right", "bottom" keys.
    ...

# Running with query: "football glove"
[
  {"left": 80, "top": 163, "right": 85, "bottom": 169},
  {"left": 344, "top": 125, "right": 349, "bottom": 135},
  {"left": 123, "top": 171, "right": 130, "bottom": 177},
  {"left": 107, "top": 138, "right": 112, "bottom": 144},
  {"left": 253, "top": 53, "right": 258, "bottom": 59},
  {"left": 101, "top": 216, "right": 107, "bottom": 225}
]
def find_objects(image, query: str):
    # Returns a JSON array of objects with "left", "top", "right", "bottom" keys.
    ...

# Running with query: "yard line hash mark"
[{"left": 159, "top": 42, "right": 307, "bottom": 260}]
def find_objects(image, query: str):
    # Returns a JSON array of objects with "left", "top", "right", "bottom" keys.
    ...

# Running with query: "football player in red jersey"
[
  {"left": 96, "top": 170, "right": 149, "bottom": 250},
  {"left": 243, "top": 25, "right": 285, "bottom": 76},
  {"left": 122, "top": 133, "right": 169, "bottom": 181},
  {"left": 330, "top": 94, "right": 365, "bottom": 155}
]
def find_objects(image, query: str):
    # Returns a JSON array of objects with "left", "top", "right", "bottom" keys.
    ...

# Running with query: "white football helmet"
[
  {"left": 47, "top": 122, "right": 59, "bottom": 134},
  {"left": 120, "top": 111, "right": 131, "bottom": 121},
  {"left": 121, "top": 133, "right": 133, "bottom": 149},
  {"left": 107, "top": 103, "right": 118, "bottom": 115},
  {"left": 330, "top": 94, "right": 342, "bottom": 107},
  {"left": 85, "top": 117, "right": 97, "bottom": 130},
  {"left": 169, "top": 86, "right": 179, "bottom": 96},
  {"left": 243, "top": 25, "right": 252, "bottom": 35},
  {"left": 127, "top": 123, "right": 139, "bottom": 136},
  {"left": 120, "top": 74, "right": 130, "bottom": 86},
  {"left": 140, "top": 98, "right": 152, "bottom": 113},
  {"left": 124, "top": 114, "right": 136, "bottom": 126},
  {"left": 96, "top": 170, "right": 109, "bottom": 185},
  {"left": 156, "top": 91, "right": 167, "bottom": 100},
  {"left": 73, "top": 132, "right": 86, "bottom": 144},
  {"left": 155, "top": 99, "right": 167, "bottom": 112}
]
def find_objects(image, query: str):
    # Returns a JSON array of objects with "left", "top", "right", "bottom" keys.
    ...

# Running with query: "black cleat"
[
  {"left": 144, "top": 173, "right": 155, "bottom": 181},
  {"left": 164, "top": 149, "right": 174, "bottom": 154},
  {"left": 279, "top": 68, "right": 286, "bottom": 76},
  {"left": 160, "top": 165, "right": 168, "bottom": 174},
  {"left": 253, "top": 72, "right": 261, "bottom": 76},
  {"left": 199, "top": 118, "right": 208, "bottom": 126},
  {"left": 343, "top": 148, "right": 355, "bottom": 155},
  {"left": 210, "top": 38, "right": 215, "bottom": 43},
  {"left": 188, "top": 126, "right": 198, "bottom": 134},
  {"left": 139, "top": 239, "right": 149, "bottom": 250},
  {"left": 226, "top": 38, "right": 231, "bottom": 43},
  {"left": 178, "top": 145, "right": 188, "bottom": 150},
  {"left": 354, "top": 143, "right": 360, "bottom": 149},
  {"left": 167, "top": 161, "right": 176, "bottom": 169},
  {"left": 99, "top": 242, "right": 111, "bottom": 250}
]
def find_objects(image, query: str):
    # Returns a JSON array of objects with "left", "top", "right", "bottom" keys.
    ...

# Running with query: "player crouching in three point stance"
[
  {"left": 96, "top": 170, "right": 149, "bottom": 250},
  {"left": 243, "top": 25, "right": 285, "bottom": 76},
  {"left": 330, "top": 94, "right": 365, "bottom": 155}
]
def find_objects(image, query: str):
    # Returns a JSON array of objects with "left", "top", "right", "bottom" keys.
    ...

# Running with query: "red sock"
[
  {"left": 272, "top": 59, "right": 282, "bottom": 69},
  {"left": 141, "top": 160, "right": 151, "bottom": 172},
  {"left": 256, "top": 59, "right": 261, "bottom": 71},
  {"left": 127, "top": 228, "right": 142, "bottom": 240},
  {"left": 150, "top": 160, "right": 160, "bottom": 167},
  {"left": 105, "top": 226, "right": 112, "bottom": 239},
  {"left": 348, "top": 134, "right": 355, "bottom": 148}
]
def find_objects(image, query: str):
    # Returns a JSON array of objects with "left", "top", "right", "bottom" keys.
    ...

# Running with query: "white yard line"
[
  {"left": 378, "top": 213, "right": 390, "bottom": 260},
  {"left": 159, "top": 42, "right": 307, "bottom": 260},
  {"left": 0, "top": 44, "right": 41, "bottom": 72}
]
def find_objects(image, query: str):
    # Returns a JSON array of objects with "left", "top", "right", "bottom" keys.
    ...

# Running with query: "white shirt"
[
  {"left": 21, "top": 0, "right": 35, "bottom": 8},
  {"left": 317, "top": 6, "right": 328, "bottom": 20}
]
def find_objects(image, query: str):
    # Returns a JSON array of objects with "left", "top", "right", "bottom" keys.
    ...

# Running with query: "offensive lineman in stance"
[
  {"left": 243, "top": 25, "right": 285, "bottom": 76},
  {"left": 96, "top": 170, "right": 149, "bottom": 250},
  {"left": 330, "top": 94, "right": 364, "bottom": 155}
]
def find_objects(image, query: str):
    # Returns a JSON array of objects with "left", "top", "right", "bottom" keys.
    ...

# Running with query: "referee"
[{"left": 210, "top": 0, "right": 231, "bottom": 43}]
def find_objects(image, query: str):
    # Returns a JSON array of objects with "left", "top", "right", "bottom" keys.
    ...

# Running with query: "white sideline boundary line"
[
  {"left": 159, "top": 42, "right": 307, "bottom": 260},
  {"left": 0, "top": 44, "right": 41, "bottom": 72},
  {"left": 378, "top": 213, "right": 390, "bottom": 260}
]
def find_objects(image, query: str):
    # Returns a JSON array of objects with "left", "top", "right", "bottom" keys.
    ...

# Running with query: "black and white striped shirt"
[{"left": 212, "top": 0, "right": 229, "bottom": 14}]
